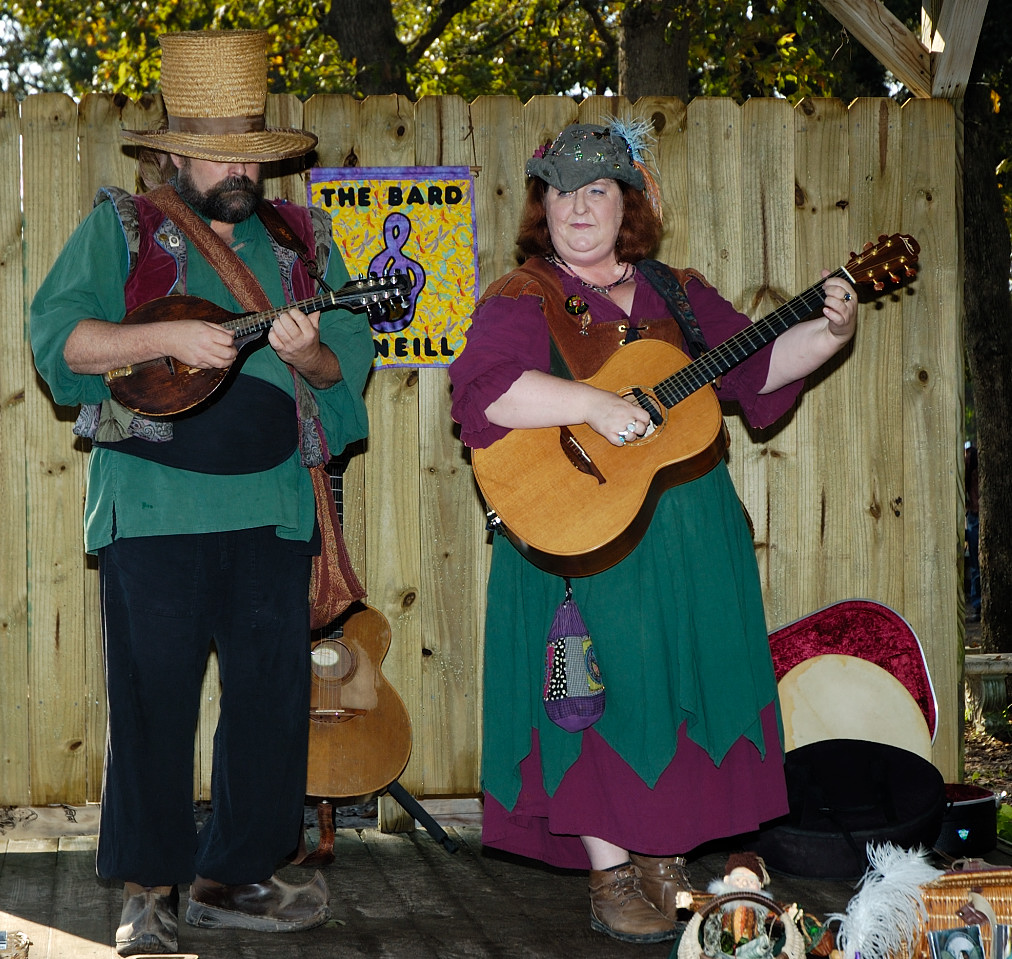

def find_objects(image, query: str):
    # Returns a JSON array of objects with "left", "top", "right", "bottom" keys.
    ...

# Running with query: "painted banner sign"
[{"left": 308, "top": 166, "right": 478, "bottom": 369}]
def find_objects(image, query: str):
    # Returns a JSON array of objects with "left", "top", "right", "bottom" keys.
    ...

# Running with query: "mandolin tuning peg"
[{"left": 873, "top": 280, "right": 885, "bottom": 291}]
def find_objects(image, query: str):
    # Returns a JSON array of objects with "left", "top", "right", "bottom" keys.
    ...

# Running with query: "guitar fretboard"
[{"left": 652, "top": 267, "right": 850, "bottom": 411}]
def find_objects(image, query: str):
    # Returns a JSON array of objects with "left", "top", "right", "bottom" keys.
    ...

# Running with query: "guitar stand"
[
  {"left": 295, "top": 784, "right": 459, "bottom": 866},
  {"left": 385, "top": 779, "right": 459, "bottom": 854}
]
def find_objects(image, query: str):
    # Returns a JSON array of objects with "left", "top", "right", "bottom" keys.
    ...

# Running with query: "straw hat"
[{"left": 120, "top": 30, "right": 317, "bottom": 163}]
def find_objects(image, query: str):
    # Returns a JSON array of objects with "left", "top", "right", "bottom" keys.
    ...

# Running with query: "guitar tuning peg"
[
  {"left": 888, "top": 271, "right": 900, "bottom": 284},
  {"left": 873, "top": 280, "right": 885, "bottom": 291}
]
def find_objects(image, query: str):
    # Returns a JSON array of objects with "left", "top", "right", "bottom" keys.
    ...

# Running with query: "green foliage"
[
  {"left": 997, "top": 800, "right": 1012, "bottom": 845},
  {"left": 2, "top": 0, "right": 897, "bottom": 102}
]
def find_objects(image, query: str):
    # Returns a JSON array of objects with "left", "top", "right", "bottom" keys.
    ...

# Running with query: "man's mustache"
[{"left": 217, "top": 176, "right": 258, "bottom": 193}]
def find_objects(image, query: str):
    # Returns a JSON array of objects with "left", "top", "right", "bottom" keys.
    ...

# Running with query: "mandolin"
[
  {"left": 103, "top": 272, "right": 411, "bottom": 417},
  {"left": 471, "top": 234, "right": 920, "bottom": 577}
]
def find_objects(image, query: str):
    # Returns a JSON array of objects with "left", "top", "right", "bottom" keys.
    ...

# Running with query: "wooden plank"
[
  {"left": 0, "top": 94, "right": 29, "bottom": 806},
  {"left": 738, "top": 97, "right": 799, "bottom": 628},
  {"left": 898, "top": 96, "right": 961, "bottom": 780},
  {"left": 412, "top": 96, "right": 483, "bottom": 798},
  {"left": 468, "top": 96, "right": 526, "bottom": 289},
  {"left": 845, "top": 98, "right": 909, "bottom": 617},
  {"left": 524, "top": 96, "right": 579, "bottom": 170},
  {"left": 75, "top": 95, "right": 135, "bottom": 805},
  {"left": 302, "top": 93, "right": 361, "bottom": 170},
  {"left": 684, "top": 99, "right": 753, "bottom": 584},
  {"left": 78, "top": 94, "right": 144, "bottom": 208},
  {"left": 0, "top": 837, "right": 58, "bottom": 956},
  {"left": 792, "top": 97, "right": 849, "bottom": 620},
  {"left": 819, "top": 0, "right": 932, "bottom": 98},
  {"left": 265, "top": 92, "right": 310, "bottom": 203},
  {"left": 48, "top": 836, "right": 112, "bottom": 958},
  {"left": 22, "top": 94, "right": 89, "bottom": 806},
  {"left": 925, "top": 0, "right": 989, "bottom": 100},
  {"left": 634, "top": 95, "right": 690, "bottom": 269},
  {"left": 349, "top": 95, "right": 422, "bottom": 831}
]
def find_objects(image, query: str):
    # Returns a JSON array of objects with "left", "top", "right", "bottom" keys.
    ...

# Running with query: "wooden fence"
[{"left": 0, "top": 92, "right": 962, "bottom": 822}]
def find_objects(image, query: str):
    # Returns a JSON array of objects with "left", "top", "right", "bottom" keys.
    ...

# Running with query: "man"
[{"left": 30, "top": 30, "right": 373, "bottom": 956}]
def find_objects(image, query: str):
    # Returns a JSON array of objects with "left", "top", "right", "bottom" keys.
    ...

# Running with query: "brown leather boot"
[
  {"left": 588, "top": 862, "right": 680, "bottom": 943},
  {"left": 629, "top": 852, "right": 694, "bottom": 921}
]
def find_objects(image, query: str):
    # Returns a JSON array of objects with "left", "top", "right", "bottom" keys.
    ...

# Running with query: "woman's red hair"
[{"left": 515, "top": 177, "right": 663, "bottom": 263}]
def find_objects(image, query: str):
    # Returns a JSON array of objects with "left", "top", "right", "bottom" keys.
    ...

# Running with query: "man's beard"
[{"left": 175, "top": 164, "right": 264, "bottom": 223}]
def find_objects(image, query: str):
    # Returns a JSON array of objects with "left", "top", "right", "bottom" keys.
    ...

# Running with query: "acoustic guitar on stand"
[
  {"left": 104, "top": 272, "right": 411, "bottom": 417},
  {"left": 294, "top": 460, "right": 412, "bottom": 867},
  {"left": 471, "top": 234, "right": 920, "bottom": 578}
]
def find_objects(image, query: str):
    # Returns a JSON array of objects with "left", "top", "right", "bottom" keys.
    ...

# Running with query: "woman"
[{"left": 449, "top": 123, "right": 857, "bottom": 944}]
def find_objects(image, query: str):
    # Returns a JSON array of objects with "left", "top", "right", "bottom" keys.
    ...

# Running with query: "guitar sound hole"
[{"left": 311, "top": 640, "right": 357, "bottom": 683}]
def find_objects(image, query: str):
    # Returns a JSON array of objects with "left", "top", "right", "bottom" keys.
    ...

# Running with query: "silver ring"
[
  {"left": 618, "top": 429, "right": 628, "bottom": 438},
  {"left": 844, "top": 292, "right": 852, "bottom": 302},
  {"left": 626, "top": 422, "right": 637, "bottom": 433},
  {"left": 618, "top": 435, "right": 626, "bottom": 444}
]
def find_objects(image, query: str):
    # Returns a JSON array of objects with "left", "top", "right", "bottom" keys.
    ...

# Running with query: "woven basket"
[{"left": 898, "top": 867, "right": 1012, "bottom": 959}]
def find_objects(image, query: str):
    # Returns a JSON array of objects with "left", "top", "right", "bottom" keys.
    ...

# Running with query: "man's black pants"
[{"left": 96, "top": 526, "right": 312, "bottom": 887}]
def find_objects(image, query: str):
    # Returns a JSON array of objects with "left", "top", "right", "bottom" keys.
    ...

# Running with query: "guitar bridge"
[{"left": 560, "top": 427, "right": 605, "bottom": 484}]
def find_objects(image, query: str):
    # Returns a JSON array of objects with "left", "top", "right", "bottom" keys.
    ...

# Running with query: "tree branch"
[{"left": 405, "top": 0, "right": 481, "bottom": 67}]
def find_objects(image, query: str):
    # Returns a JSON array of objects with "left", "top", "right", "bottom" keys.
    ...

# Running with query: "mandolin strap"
[{"left": 144, "top": 184, "right": 273, "bottom": 312}]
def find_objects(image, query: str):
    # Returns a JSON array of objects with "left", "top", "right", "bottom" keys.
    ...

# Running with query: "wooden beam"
[
  {"left": 927, "top": 0, "right": 988, "bottom": 99},
  {"left": 819, "top": 0, "right": 932, "bottom": 98}
]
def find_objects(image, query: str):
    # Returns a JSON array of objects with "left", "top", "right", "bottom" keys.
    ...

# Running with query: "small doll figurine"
[{"left": 708, "top": 853, "right": 773, "bottom": 947}]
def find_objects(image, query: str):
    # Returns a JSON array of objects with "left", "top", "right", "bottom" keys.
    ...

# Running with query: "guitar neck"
[
  {"left": 222, "top": 291, "right": 346, "bottom": 340},
  {"left": 655, "top": 266, "right": 851, "bottom": 408}
]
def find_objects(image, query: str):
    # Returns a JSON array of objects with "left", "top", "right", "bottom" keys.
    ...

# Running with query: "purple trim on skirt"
[{"left": 481, "top": 702, "right": 787, "bottom": 870}]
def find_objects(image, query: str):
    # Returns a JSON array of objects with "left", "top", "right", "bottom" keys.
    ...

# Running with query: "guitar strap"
[
  {"left": 254, "top": 199, "right": 334, "bottom": 294},
  {"left": 509, "top": 257, "right": 710, "bottom": 382}
]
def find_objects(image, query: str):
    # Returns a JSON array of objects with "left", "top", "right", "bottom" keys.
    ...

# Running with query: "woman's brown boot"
[
  {"left": 588, "top": 862, "right": 680, "bottom": 943},
  {"left": 629, "top": 853, "right": 694, "bottom": 921}
]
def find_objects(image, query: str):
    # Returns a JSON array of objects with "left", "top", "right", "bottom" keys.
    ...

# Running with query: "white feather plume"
[
  {"left": 828, "top": 843, "right": 944, "bottom": 959},
  {"left": 602, "top": 115, "right": 656, "bottom": 164}
]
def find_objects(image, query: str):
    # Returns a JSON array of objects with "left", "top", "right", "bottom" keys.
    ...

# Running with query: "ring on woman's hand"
[
  {"left": 618, "top": 429, "right": 628, "bottom": 438},
  {"left": 626, "top": 422, "right": 637, "bottom": 433},
  {"left": 618, "top": 434, "right": 626, "bottom": 444},
  {"left": 844, "top": 292, "right": 853, "bottom": 302}
]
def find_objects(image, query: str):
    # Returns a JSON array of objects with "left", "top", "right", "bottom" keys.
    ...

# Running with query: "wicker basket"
[{"left": 901, "top": 867, "right": 1012, "bottom": 959}]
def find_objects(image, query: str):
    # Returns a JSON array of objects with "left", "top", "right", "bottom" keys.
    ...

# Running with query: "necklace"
[{"left": 550, "top": 256, "right": 635, "bottom": 295}]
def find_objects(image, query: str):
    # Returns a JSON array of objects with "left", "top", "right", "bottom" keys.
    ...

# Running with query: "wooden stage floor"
[{"left": 1, "top": 804, "right": 1005, "bottom": 959}]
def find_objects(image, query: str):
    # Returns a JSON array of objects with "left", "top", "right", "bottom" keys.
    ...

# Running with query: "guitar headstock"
[{"left": 845, "top": 233, "right": 920, "bottom": 291}]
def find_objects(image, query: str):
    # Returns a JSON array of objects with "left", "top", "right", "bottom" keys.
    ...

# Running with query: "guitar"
[
  {"left": 306, "top": 600, "right": 412, "bottom": 800},
  {"left": 103, "top": 272, "right": 411, "bottom": 417},
  {"left": 471, "top": 233, "right": 920, "bottom": 578}
]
